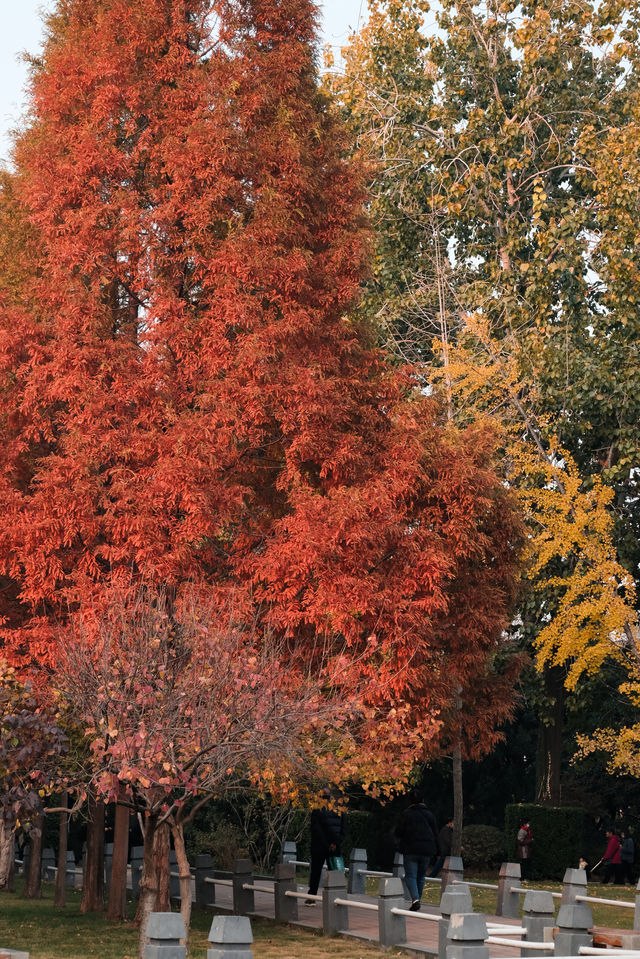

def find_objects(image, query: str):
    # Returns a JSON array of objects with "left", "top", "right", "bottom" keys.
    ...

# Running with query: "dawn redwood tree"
[{"left": 0, "top": 0, "right": 522, "bottom": 916}]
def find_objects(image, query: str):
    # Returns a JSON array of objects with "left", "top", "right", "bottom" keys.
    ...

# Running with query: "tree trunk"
[
  {"left": 106, "top": 799, "right": 129, "bottom": 920},
  {"left": 136, "top": 813, "right": 158, "bottom": 959},
  {"left": 452, "top": 740, "right": 463, "bottom": 856},
  {"left": 23, "top": 813, "right": 43, "bottom": 899},
  {"left": 54, "top": 791, "right": 69, "bottom": 908},
  {"left": 170, "top": 820, "right": 191, "bottom": 944},
  {"left": 0, "top": 816, "right": 15, "bottom": 891},
  {"left": 81, "top": 792, "right": 105, "bottom": 913},
  {"left": 153, "top": 821, "right": 171, "bottom": 912},
  {"left": 536, "top": 667, "right": 565, "bottom": 805}
]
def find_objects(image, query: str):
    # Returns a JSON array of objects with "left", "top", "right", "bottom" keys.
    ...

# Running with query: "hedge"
[{"left": 505, "top": 803, "right": 583, "bottom": 880}]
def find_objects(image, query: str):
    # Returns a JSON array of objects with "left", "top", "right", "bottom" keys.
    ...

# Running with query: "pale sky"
[{"left": 0, "top": 0, "right": 367, "bottom": 166}]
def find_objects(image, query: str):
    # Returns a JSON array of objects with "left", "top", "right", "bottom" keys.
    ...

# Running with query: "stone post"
[
  {"left": 195, "top": 854, "right": 215, "bottom": 909},
  {"left": 440, "top": 857, "right": 464, "bottom": 901},
  {"left": 439, "top": 885, "right": 473, "bottom": 959},
  {"left": 144, "top": 912, "right": 186, "bottom": 959},
  {"left": 446, "top": 913, "right": 489, "bottom": 959},
  {"left": 554, "top": 903, "right": 593, "bottom": 956},
  {"left": 232, "top": 859, "right": 254, "bottom": 916},
  {"left": 560, "top": 867, "right": 587, "bottom": 907},
  {"left": 104, "top": 842, "right": 114, "bottom": 897},
  {"left": 207, "top": 915, "right": 253, "bottom": 959},
  {"left": 392, "top": 852, "right": 409, "bottom": 901},
  {"left": 131, "top": 845, "right": 145, "bottom": 898},
  {"left": 523, "top": 890, "right": 555, "bottom": 957},
  {"left": 274, "top": 861, "right": 298, "bottom": 922},
  {"left": 322, "top": 868, "right": 348, "bottom": 936},
  {"left": 347, "top": 848, "right": 367, "bottom": 896},
  {"left": 169, "top": 850, "right": 180, "bottom": 900},
  {"left": 65, "top": 850, "right": 76, "bottom": 887},
  {"left": 41, "top": 848, "right": 56, "bottom": 881},
  {"left": 496, "top": 862, "right": 521, "bottom": 918},
  {"left": 281, "top": 841, "right": 297, "bottom": 864},
  {"left": 378, "top": 877, "right": 406, "bottom": 949}
]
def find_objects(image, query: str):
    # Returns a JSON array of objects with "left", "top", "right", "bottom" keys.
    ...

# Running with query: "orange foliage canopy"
[{"left": 0, "top": 0, "right": 522, "bottom": 757}]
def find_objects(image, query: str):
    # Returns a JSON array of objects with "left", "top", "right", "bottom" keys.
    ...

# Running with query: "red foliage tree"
[{"left": 0, "top": 0, "right": 522, "bottom": 886}]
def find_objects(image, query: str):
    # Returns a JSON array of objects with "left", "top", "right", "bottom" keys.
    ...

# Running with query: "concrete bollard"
[
  {"left": 322, "top": 868, "right": 348, "bottom": 936},
  {"left": 392, "top": 852, "right": 409, "bottom": 900},
  {"left": 207, "top": 915, "right": 253, "bottom": 959},
  {"left": 104, "top": 842, "right": 114, "bottom": 896},
  {"left": 440, "top": 857, "right": 464, "bottom": 900},
  {"left": 131, "top": 845, "right": 145, "bottom": 897},
  {"left": 347, "top": 848, "right": 367, "bottom": 896},
  {"left": 560, "top": 867, "right": 587, "bottom": 906},
  {"left": 446, "top": 912, "right": 489, "bottom": 959},
  {"left": 439, "top": 884, "right": 473, "bottom": 959},
  {"left": 144, "top": 912, "right": 186, "bottom": 959},
  {"left": 41, "top": 848, "right": 56, "bottom": 881},
  {"left": 274, "top": 862, "right": 298, "bottom": 922},
  {"left": 523, "top": 890, "right": 555, "bottom": 957},
  {"left": 496, "top": 862, "right": 521, "bottom": 918},
  {"left": 232, "top": 859, "right": 254, "bottom": 916},
  {"left": 195, "top": 854, "right": 215, "bottom": 909},
  {"left": 169, "top": 851, "right": 181, "bottom": 900},
  {"left": 554, "top": 903, "right": 593, "bottom": 956},
  {"left": 378, "top": 877, "right": 406, "bottom": 949},
  {"left": 281, "top": 841, "right": 297, "bottom": 864},
  {"left": 65, "top": 851, "right": 76, "bottom": 888}
]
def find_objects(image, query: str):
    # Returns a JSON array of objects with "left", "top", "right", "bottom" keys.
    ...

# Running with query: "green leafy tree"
[{"left": 333, "top": 0, "right": 640, "bottom": 801}]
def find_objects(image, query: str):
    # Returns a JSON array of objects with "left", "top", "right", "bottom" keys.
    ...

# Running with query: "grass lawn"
[
  {"left": 1, "top": 875, "right": 638, "bottom": 958},
  {"left": 0, "top": 882, "right": 388, "bottom": 959}
]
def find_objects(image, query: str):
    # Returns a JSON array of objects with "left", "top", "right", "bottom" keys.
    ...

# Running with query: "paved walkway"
[{"left": 209, "top": 880, "right": 524, "bottom": 956}]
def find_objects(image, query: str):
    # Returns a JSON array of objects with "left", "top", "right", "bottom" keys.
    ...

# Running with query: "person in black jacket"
[
  {"left": 307, "top": 790, "right": 346, "bottom": 899},
  {"left": 396, "top": 790, "right": 439, "bottom": 911}
]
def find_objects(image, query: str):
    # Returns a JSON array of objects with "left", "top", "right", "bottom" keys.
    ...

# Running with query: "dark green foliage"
[
  {"left": 461, "top": 824, "right": 506, "bottom": 869},
  {"left": 184, "top": 795, "right": 308, "bottom": 873},
  {"left": 505, "top": 803, "right": 583, "bottom": 880}
]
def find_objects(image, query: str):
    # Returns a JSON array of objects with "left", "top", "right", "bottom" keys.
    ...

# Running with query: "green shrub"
[
  {"left": 461, "top": 824, "right": 506, "bottom": 869},
  {"left": 505, "top": 803, "right": 583, "bottom": 880}
]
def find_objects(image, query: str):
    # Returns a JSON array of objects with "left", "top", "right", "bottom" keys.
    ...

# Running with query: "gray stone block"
[
  {"left": 446, "top": 912, "right": 489, "bottom": 959},
  {"left": 232, "top": 859, "right": 254, "bottom": 916},
  {"left": 207, "top": 915, "right": 253, "bottom": 959},
  {"left": 441, "top": 857, "right": 464, "bottom": 900},
  {"left": 274, "top": 862, "right": 298, "bottom": 923},
  {"left": 497, "top": 862, "right": 521, "bottom": 918},
  {"left": 347, "top": 848, "right": 367, "bottom": 896},
  {"left": 144, "top": 911, "right": 186, "bottom": 959},
  {"left": 523, "top": 889, "right": 555, "bottom": 957},
  {"left": 146, "top": 913, "right": 186, "bottom": 940},
  {"left": 440, "top": 886, "right": 474, "bottom": 959},
  {"left": 557, "top": 903, "right": 592, "bottom": 931},
  {"left": 378, "top": 877, "right": 406, "bottom": 949},
  {"left": 195, "top": 854, "right": 215, "bottom": 909},
  {"left": 281, "top": 841, "right": 296, "bottom": 863},
  {"left": 441, "top": 885, "right": 473, "bottom": 918},
  {"left": 561, "top": 867, "right": 587, "bottom": 906},
  {"left": 322, "top": 868, "right": 348, "bottom": 936}
]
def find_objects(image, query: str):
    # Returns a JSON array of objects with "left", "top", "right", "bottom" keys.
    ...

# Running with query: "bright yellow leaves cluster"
[{"left": 431, "top": 313, "right": 638, "bottom": 693}]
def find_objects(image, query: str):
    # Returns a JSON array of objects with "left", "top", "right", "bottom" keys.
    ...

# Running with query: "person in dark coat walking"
[
  {"left": 429, "top": 817, "right": 453, "bottom": 878},
  {"left": 307, "top": 791, "right": 346, "bottom": 899},
  {"left": 396, "top": 790, "right": 439, "bottom": 911}
]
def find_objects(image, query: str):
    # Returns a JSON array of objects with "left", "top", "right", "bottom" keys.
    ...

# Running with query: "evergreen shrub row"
[{"left": 505, "top": 803, "right": 583, "bottom": 880}]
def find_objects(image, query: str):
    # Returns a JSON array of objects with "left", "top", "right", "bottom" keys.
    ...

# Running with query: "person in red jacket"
[{"left": 601, "top": 829, "right": 622, "bottom": 884}]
